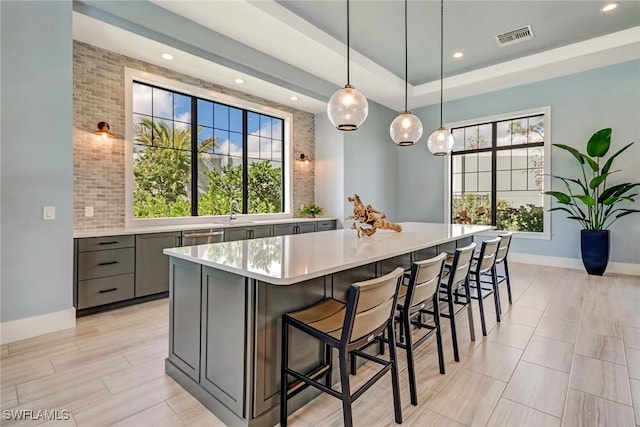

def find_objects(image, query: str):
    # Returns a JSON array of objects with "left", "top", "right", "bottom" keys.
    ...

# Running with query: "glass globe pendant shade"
[
  {"left": 427, "top": 126, "right": 455, "bottom": 156},
  {"left": 389, "top": 111, "right": 423, "bottom": 146},
  {"left": 327, "top": 84, "right": 369, "bottom": 131}
]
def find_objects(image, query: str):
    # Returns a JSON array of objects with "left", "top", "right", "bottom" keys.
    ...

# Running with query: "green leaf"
[
  {"left": 581, "top": 154, "right": 599, "bottom": 172},
  {"left": 602, "top": 142, "right": 634, "bottom": 174},
  {"left": 586, "top": 128, "right": 612, "bottom": 157},
  {"left": 549, "top": 207, "right": 583, "bottom": 217},
  {"left": 553, "top": 144, "right": 585, "bottom": 165},
  {"left": 573, "top": 195, "right": 595, "bottom": 206},
  {"left": 615, "top": 209, "right": 640, "bottom": 218},
  {"left": 589, "top": 171, "right": 617, "bottom": 189},
  {"left": 598, "top": 183, "right": 640, "bottom": 203},
  {"left": 551, "top": 175, "right": 589, "bottom": 194},
  {"left": 545, "top": 191, "right": 571, "bottom": 204},
  {"left": 603, "top": 196, "right": 618, "bottom": 205}
]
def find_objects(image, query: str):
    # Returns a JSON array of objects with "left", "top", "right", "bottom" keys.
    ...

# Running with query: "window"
[
  {"left": 449, "top": 109, "right": 550, "bottom": 235},
  {"left": 131, "top": 81, "right": 284, "bottom": 219}
]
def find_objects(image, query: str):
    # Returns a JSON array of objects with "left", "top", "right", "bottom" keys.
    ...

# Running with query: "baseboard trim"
[
  {"left": 509, "top": 252, "right": 640, "bottom": 276},
  {"left": 0, "top": 308, "right": 76, "bottom": 345}
]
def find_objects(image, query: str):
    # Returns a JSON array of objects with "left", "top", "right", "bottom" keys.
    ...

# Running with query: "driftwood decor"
[{"left": 346, "top": 194, "right": 402, "bottom": 238}]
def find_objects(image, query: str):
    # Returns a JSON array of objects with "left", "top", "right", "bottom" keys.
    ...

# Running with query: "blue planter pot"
[{"left": 580, "top": 230, "right": 610, "bottom": 276}]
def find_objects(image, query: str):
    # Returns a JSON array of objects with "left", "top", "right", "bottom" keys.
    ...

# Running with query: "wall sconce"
[
  {"left": 92, "top": 121, "right": 115, "bottom": 139},
  {"left": 298, "top": 153, "right": 313, "bottom": 163}
]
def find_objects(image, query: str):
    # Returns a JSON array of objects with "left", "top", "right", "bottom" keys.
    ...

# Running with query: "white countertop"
[
  {"left": 73, "top": 217, "right": 335, "bottom": 238},
  {"left": 164, "top": 222, "right": 492, "bottom": 285}
]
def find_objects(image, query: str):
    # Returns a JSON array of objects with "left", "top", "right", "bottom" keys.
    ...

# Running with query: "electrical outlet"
[
  {"left": 85, "top": 206, "right": 94, "bottom": 217},
  {"left": 43, "top": 206, "right": 55, "bottom": 220}
]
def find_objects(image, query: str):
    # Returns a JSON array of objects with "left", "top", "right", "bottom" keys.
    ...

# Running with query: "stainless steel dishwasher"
[{"left": 181, "top": 229, "right": 224, "bottom": 246}]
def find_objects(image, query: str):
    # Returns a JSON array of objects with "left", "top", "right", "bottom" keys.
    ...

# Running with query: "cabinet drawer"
[
  {"left": 78, "top": 235, "right": 134, "bottom": 252},
  {"left": 316, "top": 220, "right": 337, "bottom": 231},
  {"left": 77, "top": 248, "right": 135, "bottom": 280},
  {"left": 77, "top": 274, "right": 135, "bottom": 309}
]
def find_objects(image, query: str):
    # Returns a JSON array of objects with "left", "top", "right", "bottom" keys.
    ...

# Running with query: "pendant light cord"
[
  {"left": 346, "top": 0, "right": 351, "bottom": 86},
  {"left": 404, "top": 0, "right": 408, "bottom": 112},
  {"left": 439, "top": 0, "right": 444, "bottom": 127}
]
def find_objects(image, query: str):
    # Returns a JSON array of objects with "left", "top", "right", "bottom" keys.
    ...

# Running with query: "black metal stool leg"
[
  {"left": 504, "top": 258, "right": 513, "bottom": 304},
  {"left": 447, "top": 289, "right": 460, "bottom": 362},
  {"left": 324, "top": 343, "right": 333, "bottom": 388},
  {"left": 491, "top": 267, "right": 501, "bottom": 322},
  {"left": 387, "top": 322, "right": 403, "bottom": 424},
  {"left": 432, "top": 302, "right": 445, "bottom": 375},
  {"left": 464, "top": 278, "right": 475, "bottom": 342},
  {"left": 280, "top": 319, "right": 289, "bottom": 427},
  {"left": 339, "top": 349, "right": 354, "bottom": 427},
  {"left": 475, "top": 274, "right": 488, "bottom": 336},
  {"left": 403, "top": 311, "right": 418, "bottom": 406}
]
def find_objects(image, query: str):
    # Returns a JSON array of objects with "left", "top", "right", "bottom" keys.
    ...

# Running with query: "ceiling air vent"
[{"left": 495, "top": 25, "right": 534, "bottom": 47}]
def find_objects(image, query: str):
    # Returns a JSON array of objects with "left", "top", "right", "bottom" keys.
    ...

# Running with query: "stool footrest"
[{"left": 285, "top": 364, "right": 333, "bottom": 400}]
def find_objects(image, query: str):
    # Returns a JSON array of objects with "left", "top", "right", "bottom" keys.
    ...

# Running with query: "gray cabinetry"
[
  {"left": 169, "top": 258, "right": 202, "bottom": 382},
  {"left": 224, "top": 225, "right": 273, "bottom": 242},
  {"left": 200, "top": 267, "right": 247, "bottom": 417},
  {"left": 76, "top": 235, "right": 135, "bottom": 309},
  {"left": 273, "top": 222, "right": 316, "bottom": 236},
  {"left": 135, "top": 232, "right": 181, "bottom": 297},
  {"left": 316, "top": 220, "right": 337, "bottom": 231}
]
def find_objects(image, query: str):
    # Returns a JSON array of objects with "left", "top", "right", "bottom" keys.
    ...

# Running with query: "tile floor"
[{"left": 1, "top": 263, "right": 639, "bottom": 426}]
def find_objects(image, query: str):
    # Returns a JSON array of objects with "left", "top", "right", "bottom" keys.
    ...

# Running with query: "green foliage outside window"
[
  {"left": 133, "top": 117, "right": 283, "bottom": 218},
  {"left": 452, "top": 193, "right": 543, "bottom": 232}
]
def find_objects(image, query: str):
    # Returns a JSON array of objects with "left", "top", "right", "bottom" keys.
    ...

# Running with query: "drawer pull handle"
[
  {"left": 98, "top": 261, "right": 118, "bottom": 266},
  {"left": 99, "top": 288, "right": 118, "bottom": 294},
  {"left": 98, "top": 241, "right": 119, "bottom": 245}
]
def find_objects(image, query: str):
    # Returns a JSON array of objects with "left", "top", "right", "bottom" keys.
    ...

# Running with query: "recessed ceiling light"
[
  {"left": 453, "top": 51, "right": 464, "bottom": 59},
  {"left": 290, "top": 96, "right": 299, "bottom": 101},
  {"left": 161, "top": 53, "right": 174, "bottom": 60},
  {"left": 601, "top": 2, "right": 620, "bottom": 12},
  {"left": 234, "top": 78, "right": 245, "bottom": 84}
]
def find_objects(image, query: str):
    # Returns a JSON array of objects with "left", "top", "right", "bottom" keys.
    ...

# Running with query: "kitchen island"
[{"left": 163, "top": 222, "right": 491, "bottom": 427}]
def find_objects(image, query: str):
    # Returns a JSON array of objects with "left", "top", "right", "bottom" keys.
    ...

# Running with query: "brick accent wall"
[{"left": 73, "top": 41, "right": 315, "bottom": 230}]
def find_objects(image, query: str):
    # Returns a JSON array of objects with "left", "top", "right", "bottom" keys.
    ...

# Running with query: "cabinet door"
[
  {"left": 273, "top": 224, "right": 296, "bottom": 236},
  {"left": 135, "top": 232, "right": 182, "bottom": 297},
  {"left": 224, "top": 227, "right": 250, "bottom": 242},
  {"left": 251, "top": 225, "right": 273, "bottom": 239},
  {"left": 201, "top": 267, "right": 247, "bottom": 417},
  {"left": 169, "top": 258, "right": 201, "bottom": 382},
  {"left": 297, "top": 223, "right": 317, "bottom": 234}
]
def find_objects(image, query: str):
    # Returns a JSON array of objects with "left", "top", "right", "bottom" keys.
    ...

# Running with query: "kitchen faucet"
[{"left": 229, "top": 200, "right": 239, "bottom": 222}]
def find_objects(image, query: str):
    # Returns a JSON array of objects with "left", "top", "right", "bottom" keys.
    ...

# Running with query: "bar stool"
[
  {"left": 280, "top": 267, "right": 405, "bottom": 427},
  {"left": 396, "top": 252, "right": 447, "bottom": 406},
  {"left": 438, "top": 242, "right": 477, "bottom": 363},
  {"left": 495, "top": 232, "right": 514, "bottom": 306},
  {"left": 468, "top": 236, "right": 502, "bottom": 336}
]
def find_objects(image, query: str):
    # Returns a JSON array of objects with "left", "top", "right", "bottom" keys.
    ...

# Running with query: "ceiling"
[{"left": 73, "top": 0, "right": 640, "bottom": 113}]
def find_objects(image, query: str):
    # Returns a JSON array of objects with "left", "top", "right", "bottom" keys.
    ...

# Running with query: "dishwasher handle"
[{"left": 182, "top": 231, "right": 224, "bottom": 239}]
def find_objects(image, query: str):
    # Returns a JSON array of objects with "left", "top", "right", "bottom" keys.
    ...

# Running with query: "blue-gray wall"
[
  {"left": 315, "top": 101, "right": 399, "bottom": 228},
  {"left": 343, "top": 102, "right": 399, "bottom": 221},
  {"left": 1, "top": 1, "right": 74, "bottom": 322},
  {"left": 398, "top": 60, "right": 640, "bottom": 264}
]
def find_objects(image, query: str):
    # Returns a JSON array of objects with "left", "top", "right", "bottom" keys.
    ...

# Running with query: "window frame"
[
  {"left": 444, "top": 106, "right": 552, "bottom": 240},
  {"left": 124, "top": 68, "right": 293, "bottom": 227}
]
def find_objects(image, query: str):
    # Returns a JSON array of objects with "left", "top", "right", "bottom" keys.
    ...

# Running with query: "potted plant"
[
  {"left": 545, "top": 128, "right": 639, "bottom": 275},
  {"left": 300, "top": 204, "right": 323, "bottom": 218}
]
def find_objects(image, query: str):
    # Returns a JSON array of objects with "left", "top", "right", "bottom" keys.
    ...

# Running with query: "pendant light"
[
  {"left": 390, "top": 0, "right": 423, "bottom": 146},
  {"left": 427, "top": 0, "right": 455, "bottom": 156},
  {"left": 327, "top": 0, "right": 369, "bottom": 131}
]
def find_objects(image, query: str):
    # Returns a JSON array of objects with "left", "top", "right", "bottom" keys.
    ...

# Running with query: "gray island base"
[{"left": 163, "top": 222, "right": 492, "bottom": 427}]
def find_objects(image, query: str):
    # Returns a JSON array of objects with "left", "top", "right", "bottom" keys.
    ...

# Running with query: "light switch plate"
[
  {"left": 43, "top": 206, "right": 55, "bottom": 220},
  {"left": 85, "top": 206, "right": 94, "bottom": 217}
]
